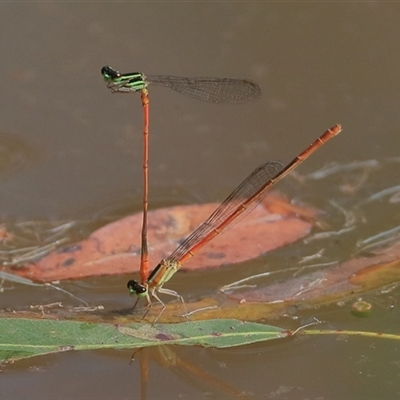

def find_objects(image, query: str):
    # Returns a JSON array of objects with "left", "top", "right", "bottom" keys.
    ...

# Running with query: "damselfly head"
[
  {"left": 127, "top": 280, "right": 147, "bottom": 297},
  {"left": 101, "top": 65, "right": 120, "bottom": 81}
]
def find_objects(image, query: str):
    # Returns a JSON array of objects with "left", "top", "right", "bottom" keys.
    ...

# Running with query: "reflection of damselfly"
[
  {"left": 101, "top": 66, "right": 262, "bottom": 285},
  {"left": 127, "top": 124, "right": 342, "bottom": 323}
]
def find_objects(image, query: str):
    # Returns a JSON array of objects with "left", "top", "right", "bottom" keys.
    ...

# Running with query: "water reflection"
[{"left": 0, "top": 131, "right": 37, "bottom": 178}]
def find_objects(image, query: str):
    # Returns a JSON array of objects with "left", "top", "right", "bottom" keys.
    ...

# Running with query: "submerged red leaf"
[
  {"left": 228, "top": 241, "right": 400, "bottom": 304},
  {"left": 12, "top": 193, "right": 317, "bottom": 282}
]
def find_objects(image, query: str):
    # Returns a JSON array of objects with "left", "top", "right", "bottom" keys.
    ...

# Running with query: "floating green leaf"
[{"left": 0, "top": 318, "right": 288, "bottom": 363}]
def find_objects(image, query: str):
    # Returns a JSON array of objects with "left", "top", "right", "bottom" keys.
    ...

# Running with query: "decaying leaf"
[{"left": 227, "top": 241, "right": 400, "bottom": 305}]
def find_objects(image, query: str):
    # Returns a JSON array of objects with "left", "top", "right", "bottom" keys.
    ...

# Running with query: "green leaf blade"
[{"left": 0, "top": 318, "right": 288, "bottom": 363}]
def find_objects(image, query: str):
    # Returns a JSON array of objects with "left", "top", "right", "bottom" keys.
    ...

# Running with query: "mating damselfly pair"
[{"left": 102, "top": 65, "right": 341, "bottom": 323}]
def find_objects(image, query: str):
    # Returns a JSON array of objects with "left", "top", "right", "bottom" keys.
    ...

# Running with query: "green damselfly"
[{"left": 101, "top": 66, "right": 261, "bottom": 103}]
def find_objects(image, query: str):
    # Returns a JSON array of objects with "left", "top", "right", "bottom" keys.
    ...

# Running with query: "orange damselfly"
[
  {"left": 127, "top": 124, "right": 342, "bottom": 323},
  {"left": 101, "top": 66, "right": 262, "bottom": 286}
]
